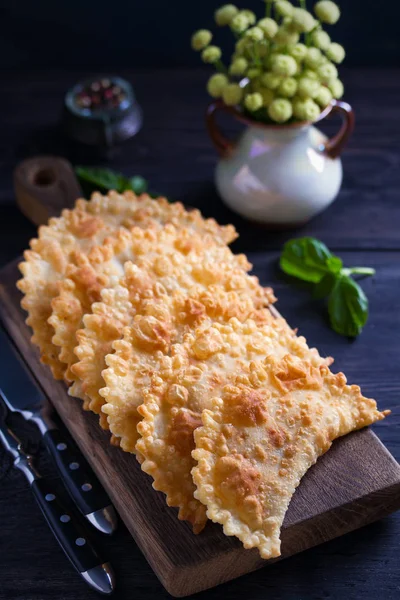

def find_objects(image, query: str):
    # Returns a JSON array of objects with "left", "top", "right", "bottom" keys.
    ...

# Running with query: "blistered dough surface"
[
  {"left": 18, "top": 191, "right": 237, "bottom": 378},
  {"left": 192, "top": 355, "right": 388, "bottom": 557}
]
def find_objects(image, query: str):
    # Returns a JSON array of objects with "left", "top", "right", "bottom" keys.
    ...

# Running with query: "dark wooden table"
[{"left": 0, "top": 68, "right": 399, "bottom": 600}]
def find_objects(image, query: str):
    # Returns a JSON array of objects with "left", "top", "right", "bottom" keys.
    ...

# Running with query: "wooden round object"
[{"left": 13, "top": 156, "right": 82, "bottom": 226}]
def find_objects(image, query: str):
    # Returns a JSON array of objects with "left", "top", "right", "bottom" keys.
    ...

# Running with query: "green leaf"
[
  {"left": 280, "top": 237, "right": 337, "bottom": 283},
  {"left": 75, "top": 166, "right": 131, "bottom": 193},
  {"left": 326, "top": 255, "right": 343, "bottom": 274},
  {"left": 328, "top": 276, "right": 369, "bottom": 337},
  {"left": 312, "top": 272, "right": 337, "bottom": 299},
  {"left": 279, "top": 237, "right": 374, "bottom": 337}
]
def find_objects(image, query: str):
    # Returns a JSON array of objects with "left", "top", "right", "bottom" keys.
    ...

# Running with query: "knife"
[
  {"left": 0, "top": 326, "right": 117, "bottom": 535},
  {"left": 0, "top": 408, "right": 115, "bottom": 594}
]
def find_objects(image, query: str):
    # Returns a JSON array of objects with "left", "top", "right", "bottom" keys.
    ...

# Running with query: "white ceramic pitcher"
[{"left": 207, "top": 100, "right": 354, "bottom": 227}]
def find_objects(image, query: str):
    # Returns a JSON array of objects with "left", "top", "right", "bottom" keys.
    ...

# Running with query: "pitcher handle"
[
  {"left": 206, "top": 100, "right": 237, "bottom": 158},
  {"left": 323, "top": 100, "right": 355, "bottom": 159}
]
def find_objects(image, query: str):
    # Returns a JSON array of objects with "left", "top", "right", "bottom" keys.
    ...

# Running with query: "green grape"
[
  {"left": 207, "top": 74, "right": 229, "bottom": 98},
  {"left": 281, "top": 16, "right": 298, "bottom": 32},
  {"left": 326, "top": 43, "right": 346, "bottom": 64},
  {"left": 215, "top": 4, "right": 239, "bottom": 26},
  {"left": 314, "top": 1, "right": 341, "bottom": 25},
  {"left": 302, "top": 69, "right": 320, "bottom": 80},
  {"left": 229, "top": 57, "right": 249, "bottom": 76},
  {"left": 293, "top": 97, "right": 321, "bottom": 121},
  {"left": 278, "top": 77, "right": 298, "bottom": 98},
  {"left": 261, "top": 71, "right": 283, "bottom": 89},
  {"left": 258, "top": 18, "right": 278, "bottom": 39},
  {"left": 297, "top": 77, "right": 321, "bottom": 99},
  {"left": 291, "top": 8, "right": 316, "bottom": 33},
  {"left": 268, "top": 98, "right": 293, "bottom": 123},
  {"left": 191, "top": 30, "right": 212, "bottom": 51},
  {"left": 231, "top": 13, "right": 249, "bottom": 33},
  {"left": 315, "top": 86, "right": 333, "bottom": 107},
  {"left": 318, "top": 54, "right": 330, "bottom": 65},
  {"left": 244, "top": 92, "right": 264, "bottom": 111},
  {"left": 317, "top": 62, "right": 338, "bottom": 83},
  {"left": 201, "top": 46, "right": 222, "bottom": 63},
  {"left": 222, "top": 83, "right": 244, "bottom": 105},
  {"left": 245, "top": 26, "right": 264, "bottom": 41},
  {"left": 304, "top": 47, "right": 323, "bottom": 69},
  {"left": 274, "top": 26, "right": 300, "bottom": 46},
  {"left": 197, "top": 0, "right": 345, "bottom": 121},
  {"left": 271, "top": 54, "right": 298, "bottom": 76},
  {"left": 241, "top": 9, "right": 256, "bottom": 25},
  {"left": 291, "top": 43, "right": 308, "bottom": 61},
  {"left": 311, "top": 30, "right": 331, "bottom": 51},
  {"left": 275, "top": 1, "right": 294, "bottom": 18},
  {"left": 329, "top": 78, "right": 344, "bottom": 99}
]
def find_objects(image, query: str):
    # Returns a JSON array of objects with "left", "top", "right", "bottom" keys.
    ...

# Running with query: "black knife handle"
[
  {"left": 32, "top": 477, "right": 102, "bottom": 573},
  {"left": 43, "top": 429, "right": 115, "bottom": 523}
]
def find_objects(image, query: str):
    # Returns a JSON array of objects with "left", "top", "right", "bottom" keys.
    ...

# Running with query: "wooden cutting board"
[{"left": 1, "top": 157, "right": 400, "bottom": 597}]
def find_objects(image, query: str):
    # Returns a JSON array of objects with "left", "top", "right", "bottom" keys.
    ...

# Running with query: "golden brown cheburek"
[
  {"left": 17, "top": 191, "right": 237, "bottom": 379},
  {"left": 192, "top": 355, "right": 389, "bottom": 557},
  {"left": 50, "top": 223, "right": 263, "bottom": 384},
  {"left": 100, "top": 290, "right": 277, "bottom": 447},
  {"left": 66, "top": 225, "right": 273, "bottom": 426},
  {"left": 101, "top": 294, "right": 328, "bottom": 533},
  {"left": 17, "top": 189, "right": 388, "bottom": 553}
]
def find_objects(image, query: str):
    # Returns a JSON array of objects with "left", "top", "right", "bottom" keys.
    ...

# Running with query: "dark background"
[{"left": 1, "top": 0, "right": 399, "bottom": 69}]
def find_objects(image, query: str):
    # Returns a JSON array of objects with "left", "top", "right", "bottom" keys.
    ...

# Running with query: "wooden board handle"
[{"left": 13, "top": 156, "right": 82, "bottom": 226}]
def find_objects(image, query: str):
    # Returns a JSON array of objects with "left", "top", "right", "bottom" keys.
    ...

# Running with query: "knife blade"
[
  {"left": 0, "top": 325, "right": 117, "bottom": 534},
  {"left": 0, "top": 407, "right": 115, "bottom": 595}
]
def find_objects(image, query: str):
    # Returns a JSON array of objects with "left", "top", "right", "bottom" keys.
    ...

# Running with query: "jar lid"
[
  {"left": 65, "top": 75, "right": 135, "bottom": 120},
  {"left": 63, "top": 75, "right": 142, "bottom": 147}
]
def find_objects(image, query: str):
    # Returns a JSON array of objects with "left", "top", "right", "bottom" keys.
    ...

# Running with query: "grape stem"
[
  {"left": 299, "top": 0, "right": 311, "bottom": 45},
  {"left": 215, "top": 59, "right": 228, "bottom": 74},
  {"left": 252, "top": 41, "right": 262, "bottom": 66},
  {"left": 341, "top": 267, "right": 376, "bottom": 277}
]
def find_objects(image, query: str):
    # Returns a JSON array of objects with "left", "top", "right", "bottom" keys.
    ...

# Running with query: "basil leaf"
[
  {"left": 312, "top": 272, "right": 337, "bottom": 299},
  {"left": 326, "top": 255, "right": 343, "bottom": 274},
  {"left": 328, "top": 276, "right": 369, "bottom": 337},
  {"left": 75, "top": 166, "right": 130, "bottom": 192},
  {"left": 280, "top": 237, "right": 337, "bottom": 283}
]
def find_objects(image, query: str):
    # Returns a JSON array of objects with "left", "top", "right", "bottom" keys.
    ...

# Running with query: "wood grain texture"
[
  {"left": 0, "top": 68, "right": 399, "bottom": 600},
  {"left": 0, "top": 258, "right": 399, "bottom": 597},
  {"left": 1, "top": 68, "right": 399, "bottom": 252}
]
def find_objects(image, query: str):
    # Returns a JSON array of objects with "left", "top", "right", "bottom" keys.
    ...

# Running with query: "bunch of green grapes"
[{"left": 191, "top": 1, "right": 345, "bottom": 123}]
